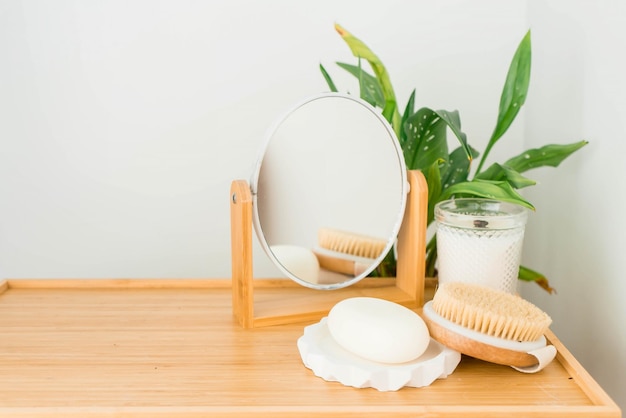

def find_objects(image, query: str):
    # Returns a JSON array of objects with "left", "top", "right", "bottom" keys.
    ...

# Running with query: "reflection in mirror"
[{"left": 251, "top": 93, "right": 407, "bottom": 290}]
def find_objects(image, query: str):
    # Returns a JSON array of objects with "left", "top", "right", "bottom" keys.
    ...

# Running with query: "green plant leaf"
[
  {"left": 439, "top": 179, "right": 535, "bottom": 210},
  {"left": 319, "top": 63, "right": 338, "bottom": 92},
  {"left": 476, "top": 30, "right": 532, "bottom": 173},
  {"left": 336, "top": 62, "right": 384, "bottom": 106},
  {"left": 335, "top": 23, "right": 402, "bottom": 137},
  {"left": 519, "top": 265, "right": 556, "bottom": 294},
  {"left": 501, "top": 140, "right": 589, "bottom": 173},
  {"left": 424, "top": 159, "right": 444, "bottom": 225},
  {"left": 440, "top": 145, "right": 477, "bottom": 190},
  {"left": 493, "top": 30, "right": 532, "bottom": 140},
  {"left": 403, "top": 108, "right": 449, "bottom": 171},
  {"left": 475, "top": 162, "right": 506, "bottom": 181},
  {"left": 381, "top": 100, "right": 397, "bottom": 127},
  {"left": 435, "top": 109, "right": 472, "bottom": 162},
  {"left": 399, "top": 89, "right": 416, "bottom": 146},
  {"left": 335, "top": 61, "right": 385, "bottom": 108},
  {"left": 402, "top": 107, "right": 472, "bottom": 174},
  {"left": 357, "top": 58, "right": 375, "bottom": 108},
  {"left": 474, "top": 163, "right": 537, "bottom": 188}
]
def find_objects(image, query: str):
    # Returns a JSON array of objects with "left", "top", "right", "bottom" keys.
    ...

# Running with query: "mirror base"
[{"left": 230, "top": 171, "right": 428, "bottom": 328}]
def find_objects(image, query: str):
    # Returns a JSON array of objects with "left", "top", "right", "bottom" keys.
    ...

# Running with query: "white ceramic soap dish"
[{"left": 297, "top": 317, "right": 461, "bottom": 391}]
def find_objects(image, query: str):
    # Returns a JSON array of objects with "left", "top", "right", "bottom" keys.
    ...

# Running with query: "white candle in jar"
[{"left": 435, "top": 199, "right": 528, "bottom": 294}]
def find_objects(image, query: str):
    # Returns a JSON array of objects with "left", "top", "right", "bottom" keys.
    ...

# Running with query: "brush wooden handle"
[
  {"left": 313, "top": 250, "right": 369, "bottom": 276},
  {"left": 421, "top": 312, "right": 539, "bottom": 368}
]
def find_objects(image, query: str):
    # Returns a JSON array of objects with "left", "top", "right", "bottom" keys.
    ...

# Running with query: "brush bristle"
[
  {"left": 317, "top": 228, "right": 387, "bottom": 259},
  {"left": 432, "top": 282, "right": 552, "bottom": 342}
]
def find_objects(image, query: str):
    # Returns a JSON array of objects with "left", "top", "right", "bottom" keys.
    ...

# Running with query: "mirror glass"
[{"left": 251, "top": 93, "right": 407, "bottom": 290}]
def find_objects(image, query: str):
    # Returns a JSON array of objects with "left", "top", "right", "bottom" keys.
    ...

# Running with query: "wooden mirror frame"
[{"left": 230, "top": 170, "right": 427, "bottom": 328}]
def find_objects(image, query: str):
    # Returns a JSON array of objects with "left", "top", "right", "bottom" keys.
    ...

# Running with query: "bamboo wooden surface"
[{"left": 0, "top": 279, "right": 620, "bottom": 417}]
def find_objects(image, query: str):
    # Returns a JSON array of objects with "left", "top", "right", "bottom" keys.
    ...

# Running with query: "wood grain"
[
  {"left": 0, "top": 279, "right": 620, "bottom": 417},
  {"left": 396, "top": 169, "right": 428, "bottom": 307}
]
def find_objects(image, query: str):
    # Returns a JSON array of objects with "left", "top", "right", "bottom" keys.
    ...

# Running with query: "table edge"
[{"left": 0, "top": 277, "right": 621, "bottom": 417}]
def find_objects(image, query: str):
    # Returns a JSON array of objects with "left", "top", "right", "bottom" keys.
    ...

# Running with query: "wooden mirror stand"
[{"left": 230, "top": 170, "right": 428, "bottom": 328}]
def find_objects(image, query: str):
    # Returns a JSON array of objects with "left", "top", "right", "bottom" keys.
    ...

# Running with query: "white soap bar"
[
  {"left": 327, "top": 297, "right": 430, "bottom": 364},
  {"left": 269, "top": 245, "right": 320, "bottom": 283}
]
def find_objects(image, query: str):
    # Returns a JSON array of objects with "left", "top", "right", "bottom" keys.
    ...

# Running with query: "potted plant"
[{"left": 320, "top": 24, "right": 587, "bottom": 293}]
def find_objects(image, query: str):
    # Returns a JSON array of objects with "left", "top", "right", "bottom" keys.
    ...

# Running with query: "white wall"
[
  {"left": 1, "top": 0, "right": 623, "bottom": 410},
  {"left": 522, "top": 0, "right": 626, "bottom": 409},
  {"left": 0, "top": 0, "right": 527, "bottom": 279}
]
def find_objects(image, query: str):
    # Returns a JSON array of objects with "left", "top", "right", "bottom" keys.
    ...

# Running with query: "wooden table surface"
[{"left": 0, "top": 279, "right": 620, "bottom": 417}]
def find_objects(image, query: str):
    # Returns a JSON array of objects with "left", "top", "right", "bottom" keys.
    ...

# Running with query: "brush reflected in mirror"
[{"left": 251, "top": 93, "right": 407, "bottom": 290}]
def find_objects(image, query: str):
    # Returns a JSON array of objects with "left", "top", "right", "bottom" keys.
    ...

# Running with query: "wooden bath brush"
[
  {"left": 317, "top": 227, "right": 387, "bottom": 258},
  {"left": 422, "top": 282, "right": 556, "bottom": 371},
  {"left": 313, "top": 228, "right": 388, "bottom": 276}
]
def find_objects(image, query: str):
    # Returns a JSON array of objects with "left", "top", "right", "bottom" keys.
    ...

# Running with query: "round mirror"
[{"left": 251, "top": 93, "right": 407, "bottom": 290}]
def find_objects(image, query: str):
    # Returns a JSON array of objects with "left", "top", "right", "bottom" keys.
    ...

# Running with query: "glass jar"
[{"left": 435, "top": 198, "right": 529, "bottom": 294}]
